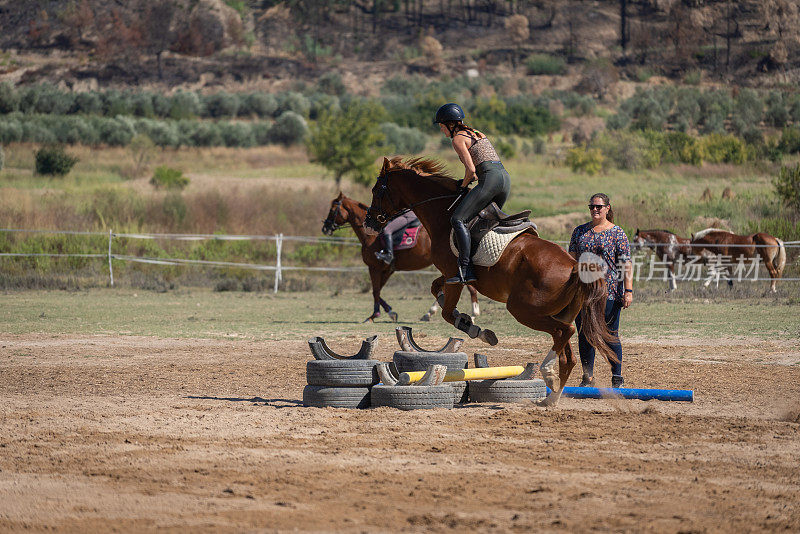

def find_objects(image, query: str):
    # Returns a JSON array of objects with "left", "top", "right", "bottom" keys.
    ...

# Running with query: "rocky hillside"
[{"left": 0, "top": 0, "right": 798, "bottom": 94}]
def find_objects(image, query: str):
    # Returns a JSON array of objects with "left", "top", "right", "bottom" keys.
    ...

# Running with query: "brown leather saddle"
[{"left": 465, "top": 202, "right": 538, "bottom": 255}]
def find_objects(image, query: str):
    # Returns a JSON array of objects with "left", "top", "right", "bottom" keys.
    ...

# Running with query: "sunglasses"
[{"left": 588, "top": 204, "right": 607, "bottom": 210}]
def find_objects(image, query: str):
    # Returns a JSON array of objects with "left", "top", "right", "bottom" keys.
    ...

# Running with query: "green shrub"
[
  {"left": 774, "top": 164, "right": 800, "bottom": 213},
  {"left": 241, "top": 93, "right": 277, "bottom": 117},
  {"left": 150, "top": 166, "right": 189, "bottom": 190},
  {"left": 701, "top": 134, "right": 747, "bottom": 164},
  {"left": 778, "top": 127, "right": 800, "bottom": 154},
  {"left": 683, "top": 70, "right": 701, "bottom": 85},
  {"left": 269, "top": 111, "right": 308, "bottom": 145},
  {"left": 169, "top": 91, "right": 202, "bottom": 119},
  {"left": 52, "top": 116, "right": 99, "bottom": 145},
  {"left": 152, "top": 93, "right": 171, "bottom": 118},
  {"left": 380, "top": 122, "right": 425, "bottom": 154},
  {"left": 316, "top": 72, "right": 346, "bottom": 96},
  {"left": 764, "top": 91, "right": 789, "bottom": 128},
  {"left": 251, "top": 122, "right": 272, "bottom": 145},
  {"left": 494, "top": 137, "right": 516, "bottom": 159},
  {"left": 308, "top": 93, "right": 340, "bottom": 120},
  {"left": 0, "top": 119, "right": 23, "bottom": 144},
  {"left": 72, "top": 91, "right": 103, "bottom": 115},
  {"left": 276, "top": 92, "right": 311, "bottom": 117},
  {"left": 130, "top": 92, "right": 156, "bottom": 118},
  {"left": 98, "top": 117, "right": 135, "bottom": 146},
  {"left": 0, "top": 82, "right": 20, "bottom": 113},
  {"left": 566, "top": 146, "right": 604, "bottom": 175},
  {"left": 606, "top": 111, "right": 631, "bottom": 130},
  {"left": 663, "top": 131, "right": 704, "bottom": 165},
  {"left": 525, "top": 54, "right": 566, "bottom": 75},
  {"left": 35, "top": 145, "right": 78, "bottom": 176},
  {"left": 533, "top": 137, "right": 546, "bottom": 155},
  {"left": 219, "top": 122, "right": 254, "bottom": 147},
  {"left": 592, "top": 130, "right": 659, "bottom": 170},
  {"left": 22, "top": 122, "right": 57, "bottom": 144},
  {"left": 136, "top": 119, "right": 180, "bottom": 147},
  {"left": 204, "top": 92, "right": 240, "bottom": 118},
  {"left": 189, "top": 122, "right": 224, "bottom": 147},
  {"left": 102, "top": 90, "right": 132, "bottom": 116}
]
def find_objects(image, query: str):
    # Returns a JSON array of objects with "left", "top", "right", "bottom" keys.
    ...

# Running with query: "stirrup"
[
  {"left": 446, "top": 264, "right": 476, "bottom": 285},
  {"left": 375, "top": 250, "right": 393, "bottom": 265}
]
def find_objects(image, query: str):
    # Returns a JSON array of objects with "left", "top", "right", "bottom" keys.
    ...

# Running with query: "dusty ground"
[{"left": 1, "top": 334, "right": 799, "bottom": 532}]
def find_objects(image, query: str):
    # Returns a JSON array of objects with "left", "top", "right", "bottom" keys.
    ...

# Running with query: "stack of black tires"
[
  {"left": 302, "top": 359, "right": 380, "bottom": 409},
  {"left": 384, "top": 349, "right": 470, "bottom": 406}
]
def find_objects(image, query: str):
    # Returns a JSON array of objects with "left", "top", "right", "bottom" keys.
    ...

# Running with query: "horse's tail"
[
  {"left": 775, "top": 239, "right": 786, "bottom": 277},
  {"left": 755, "top": 233, "right": 786, "bottom": 277},
  {"left": 575, "top": 273, "right": 619, "bottom": 364}
]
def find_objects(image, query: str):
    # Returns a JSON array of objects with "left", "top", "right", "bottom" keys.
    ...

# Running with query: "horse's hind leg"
[
  {"left": 507, "top": 300, "right": 576, "bottom": 406},
  {"left": 420, "top": 300, "right": 439, "bottom": 321}
]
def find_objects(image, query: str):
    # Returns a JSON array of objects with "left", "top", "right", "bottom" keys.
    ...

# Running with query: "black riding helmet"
[{"left": 433, "top": 103, "right": 465, "bottom": 124}]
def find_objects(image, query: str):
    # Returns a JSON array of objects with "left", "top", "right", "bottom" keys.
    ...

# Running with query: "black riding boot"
[
  {"left": 375, "top": 233, "right": 394, "bottom": 265},
  {"left": 446, "top": 220, "right": 477, "bottom": 284}
]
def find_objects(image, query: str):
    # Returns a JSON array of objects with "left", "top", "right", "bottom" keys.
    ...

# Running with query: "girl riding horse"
[{"left": 435, "top": 103, "right": 510, "bottom": 285}]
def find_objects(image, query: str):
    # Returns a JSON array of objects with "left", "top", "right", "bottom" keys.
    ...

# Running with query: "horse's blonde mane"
[
  {"left": 693, "top": 227, "right": 731, "bottom": 240},
  {"left": 387, "top": 157, "right": 460, "bottom": 189}
]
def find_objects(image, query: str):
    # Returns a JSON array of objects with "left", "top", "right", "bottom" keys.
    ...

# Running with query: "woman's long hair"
[
  {"left": 444, "top": 121, "right": 483, "bottom": 139},
  {"left": 591, "top": 193, "right": 614, "bottom": 223}
]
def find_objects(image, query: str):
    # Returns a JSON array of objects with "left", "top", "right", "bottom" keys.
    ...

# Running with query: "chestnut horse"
[
  {"left": 322, "top": 192, "right": 480, "bottom": 323},
  {"left": 690, "top": 228, "right": 786, "bottom": 292},
  {"left": 631, "top": 229, "right": 692, "bottom": 291},
  {"left": 364, "top": 157, "right": 616, "bottom": 406}
]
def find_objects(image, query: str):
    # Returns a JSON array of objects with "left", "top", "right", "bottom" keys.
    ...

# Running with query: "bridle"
[
  {"left": 367, "top": 171, "right": 460, "bottom": 226},
  {"left": 322, "top": 199, "right": 350, "bottom": 234}
]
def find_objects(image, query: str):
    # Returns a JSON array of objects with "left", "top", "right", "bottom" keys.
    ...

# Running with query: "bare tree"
[
  {"left": 505, "top": 14, "right": 530, "bottom": 67},
  {"left": 141, "top": 2, "right": 176, "bottom": 80}
]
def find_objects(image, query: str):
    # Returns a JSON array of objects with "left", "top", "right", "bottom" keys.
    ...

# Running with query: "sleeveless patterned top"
[
  {"left": 468, "top": 137, "right": 501, "bottom": 165},
  {"left": 458, "top": 131, "right": 500, "bottom": 166}
]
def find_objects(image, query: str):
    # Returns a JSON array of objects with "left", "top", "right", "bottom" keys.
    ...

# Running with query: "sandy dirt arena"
[{"left": 1, "top": 333, "right": 799, "bottom": 532}]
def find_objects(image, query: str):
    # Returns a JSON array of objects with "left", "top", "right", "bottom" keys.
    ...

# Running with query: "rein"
[{"left": 370, "top": 171, "right": 461, "bottom": 225}]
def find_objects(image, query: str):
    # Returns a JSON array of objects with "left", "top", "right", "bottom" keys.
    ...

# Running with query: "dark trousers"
[{"left": 575, "top": 299, "right": 623, "bottom": 378}]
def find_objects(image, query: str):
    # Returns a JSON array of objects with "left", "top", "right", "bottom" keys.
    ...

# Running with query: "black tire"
[
  {"left": 306, "top": 359, "right": 380, "bottom": 387},
  {"left": 370, "top": 385, "right": 454, "bottom": 410},
  {"left": 303, "top": 385, "right": 371, "bottom": 409},
  {"left": 392, "top": 351, "right": 468, "bottom": 373},
  {"left": 449, "top": 381, "right": 468, "bottom": 404},
  {"left": 468, "top": 379, "right": 547, "bottom": 403}
]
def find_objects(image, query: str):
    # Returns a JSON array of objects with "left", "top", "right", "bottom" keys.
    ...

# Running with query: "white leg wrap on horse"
[{"left": 472, "top": 301, "right": 480, "bottom": 317}]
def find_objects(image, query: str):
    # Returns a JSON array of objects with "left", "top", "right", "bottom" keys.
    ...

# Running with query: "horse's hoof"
[
  {"left": 534, "top": 394, "right": 559, "bottom": 407},
  {"left": 388, "top": 311, "right": 398, "bottom": 322},
  {"left": 363, "top": 313, "right": 379, "bottom": 323},
  {"left": 479, "top": 329, "right": 498, "bottom": 346},
  {"left": 419, "top": 314, "right": 431, "bottom": 322}
]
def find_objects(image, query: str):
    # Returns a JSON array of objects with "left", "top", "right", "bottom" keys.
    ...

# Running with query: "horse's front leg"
[
  {"left": 433, "top": 279, "right": 497, "bottom": 346},
  {"left": 363, "top": 267, "right": 383, "bottom": 323}
]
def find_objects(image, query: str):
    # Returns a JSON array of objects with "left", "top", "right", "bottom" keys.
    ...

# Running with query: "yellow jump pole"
[{"left": 400, "top": 365, "right": 525, "bottom": 384}]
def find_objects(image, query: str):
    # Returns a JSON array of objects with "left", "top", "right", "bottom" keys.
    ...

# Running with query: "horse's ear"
[
  {"left": 381, "top": 157, "right": 391, "bottom": 175},
  {"left": 336, "top": 191, "right": 343, "bottom": 200}
]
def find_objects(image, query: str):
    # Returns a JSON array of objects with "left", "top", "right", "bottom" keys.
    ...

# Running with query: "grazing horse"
[
  {"left": 322, "top": 192, "right": 480, "bottom": 323},
  {"left": 690, "top": 228, "right": 786, "bottom": 292},
  {"left": 631, "top": 229, "right": 692, "bottom": 291},
  {"left": 364, "top": 157, "right": 617, "bottom": 406}
]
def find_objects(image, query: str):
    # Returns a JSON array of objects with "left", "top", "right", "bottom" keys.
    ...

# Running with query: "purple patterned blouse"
[{"left": 569, "top": 222, "right": 631, "bottom": 301}]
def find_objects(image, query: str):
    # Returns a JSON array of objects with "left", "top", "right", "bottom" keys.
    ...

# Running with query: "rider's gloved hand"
[{"left": 458, "top": 185, "right": 470, "bottom": 195}]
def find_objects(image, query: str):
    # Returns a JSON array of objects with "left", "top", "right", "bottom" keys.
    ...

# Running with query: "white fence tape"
[{"left": 1, "top": 228, "right": 797, "bottom": 292}]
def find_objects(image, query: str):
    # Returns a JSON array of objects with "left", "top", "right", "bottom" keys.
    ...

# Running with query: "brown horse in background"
[
  {"left": 364, "top": 157, "right": 617, "bottom": 406},
  {"left": 322, "top": 192, "right": 480, "bottom": 323},
  {"left": 690, "top": 228, "right": 786, "bottom": 292},
  {"left": 631, "top": 229, "right": 692, "bottom": 291}
]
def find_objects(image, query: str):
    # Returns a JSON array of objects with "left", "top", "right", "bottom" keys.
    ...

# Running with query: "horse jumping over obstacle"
[
  {"left": 690, "top": 228, "right": 786, "bottom": 292},
  {"left": 322, "top": 192, "right": 480, "bottom": 323},
  {"left": 631, "top": 229, "right": 692, "bottom": 291},
  {"left": 363, "top": 157, "right": 617, "bottom": 406}
]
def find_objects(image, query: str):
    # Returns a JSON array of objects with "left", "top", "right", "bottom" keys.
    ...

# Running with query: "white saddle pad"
[{"left": 450, "top": 229, "right": 526, "bottom": 267}]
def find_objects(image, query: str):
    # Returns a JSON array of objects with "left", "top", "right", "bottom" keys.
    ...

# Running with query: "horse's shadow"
[{"left": 186, "top": 395, "right": 303, "bottom": 408}]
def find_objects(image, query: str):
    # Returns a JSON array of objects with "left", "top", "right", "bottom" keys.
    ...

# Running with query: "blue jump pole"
[{"left": 548, "top": 387, "right": 693, "bottom": 402}]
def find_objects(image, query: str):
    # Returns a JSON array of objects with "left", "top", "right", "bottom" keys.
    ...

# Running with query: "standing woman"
[
  {"left": 568, "top": 193, "right": 633, "bottom": 388},
  {"left": 434, "top": 103, "right": 510, "bottom": 285}
]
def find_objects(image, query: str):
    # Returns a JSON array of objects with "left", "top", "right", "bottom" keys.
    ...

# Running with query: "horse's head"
[
  {"left": 322, "top": 192, "right": 347, "bottom": 236},
  {"left": 364, "top": 158, "right": 408, "bottom": 233},
  {"left": 630, "top": 228, "right": 646, "bottom": 253}
]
